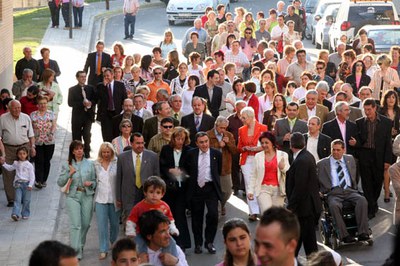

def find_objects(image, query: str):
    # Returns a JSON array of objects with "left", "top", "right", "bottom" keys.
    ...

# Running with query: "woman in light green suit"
[{"left": 58, "top": 140, "right": 96, "bottom": 260}]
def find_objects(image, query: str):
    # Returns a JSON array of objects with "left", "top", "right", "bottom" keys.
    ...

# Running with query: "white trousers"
[{"left": 241, "top": 156, "right": 260, "bottom": 215}]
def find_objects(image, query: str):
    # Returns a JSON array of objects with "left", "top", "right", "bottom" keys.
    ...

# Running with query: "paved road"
[{"left": 53, "top": 0, "right": 397, "bottom": 265}]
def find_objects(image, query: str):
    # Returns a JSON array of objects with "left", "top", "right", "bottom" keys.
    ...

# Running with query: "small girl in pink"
[{"left": 126, "top": 176, "right": 179, "bottom": 256}]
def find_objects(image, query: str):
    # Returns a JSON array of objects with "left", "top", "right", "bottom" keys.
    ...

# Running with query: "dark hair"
[
  {"left": 112, "top": 238, "right": 137, "bottom": 262},
  {"left": 160, "top": 117, "right": 174, "bottom": 126},
  {"left": 40, "top": 47, "right": 50, "bottom": 55},
  {"left": 16, "top": 146, "right": 29, "bottom": 160},
  {"left": 257, "top": 11, "right": 265, "bottom": 17},
  {"left": 244, "top": 81, "right": 257, "bottom": 93},
  {"left": 29, "top": 240, "right": 77, "bottom": 266},
  {"left": 381, "top": 90, "right": 400, "bottom": 115},
  {"left": 152, "top": 46, "right": 162, "bottom": 54},
  {"left": 96, "top": 40, "right": 105, "bottom": 46},
  {"left": 75, "top": 70, "right": 86, "bottom": 78},
  {"left": 331, "top": 139, "right": 345, "bottom": 149},
  {"left": 27, "top": 85, "right": 40, "bottom": 103},
  {"left": 335, "top": 91, "right": 348, "bottom": 100},
  {"left": 0, "top": 88, "right": 10, "bottom": 96},
  {"left": 308, "top": 250, "right": 337, "bottom": 266},
  {"left": 143, "top": 176, "right": 166, "bottom": 194},
  {"left": 290, "top": 132, "right": 305, "bottom": 149},
  {"left": 195, "top": 131, "right": 209, "bottom": 142},
  {"left": 138, "top": 210, "right": 170, "bottom": 243},
  {"left": 296, "top": 49, "right": 306, "bottom": 56},
  {"left": 351, "top": 59, "right": 366, "bottom": 76},
  {"left": 226, "top": 34, "right": 236, "bottom": 49},
  {"left": 259, "top": 131, "right": 277, "bottom": 149},
  {"left": 232, "top": 78, "right": 244, "bottom": 95},
  {"left": 190, "top": 31, "right": 199, "bottom": 39},
  {"left": 130, "top": 132, "right": 144, "bottom": 143},
  {"left": 68, "top": 140, "right": 84, "bottom": 165},
  {"left": 222, "top": 218, "right": 256, "bottom": 266},
  {"left": 358, "top": 29, "right": 368, "bottom": 36},
  {"left": 259, "top": 207, "right": 300, "bottom": 244},
  {"left": 363, "top": 98, "right": 377, "bottom": 108},
  {"left": 188, "top": 74, "right": 200, "bottom": 87},
  {"left": 140, "top": 55, "right": 153, "bottom": 72},
  {"left": 213, "top": 50, "right": 225, "bottom": 61},
  {"left": 207, "top": 69, "right": 218, "bottom": 80},
  {"left": 272, "top": 93, "right": 287, "bottom": 113}
]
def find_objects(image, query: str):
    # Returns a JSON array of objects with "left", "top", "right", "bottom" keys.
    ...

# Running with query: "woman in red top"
[
  {"left": 237, "top": 107, "right": 268, "bottom": 221},
  {"left": 20, "top": 85, "right": 39, "bottom": 116},
  {"left": 247, "top": 132, "right": 289, "bottom": 214},
  {"left": 243, "top": 81, "right": 260, "bottom": 121}
]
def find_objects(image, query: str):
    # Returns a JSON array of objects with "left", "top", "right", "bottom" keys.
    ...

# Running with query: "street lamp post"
[{"left": 69, "top": 0, "right": 73, "bottom": 38}]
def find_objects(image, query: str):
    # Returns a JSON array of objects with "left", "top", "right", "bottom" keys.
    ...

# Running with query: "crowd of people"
[{"left": 5, "top": 0, "right": 400, "bottom": 265}]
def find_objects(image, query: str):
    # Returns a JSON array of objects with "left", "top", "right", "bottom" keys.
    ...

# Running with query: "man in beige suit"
[{"left": 298, "top": 90, "right": 329, "bottom": 125}]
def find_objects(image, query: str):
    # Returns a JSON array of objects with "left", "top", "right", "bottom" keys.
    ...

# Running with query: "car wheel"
[{"left": 168, "top": 20, "right": 175, "bottom": 26}]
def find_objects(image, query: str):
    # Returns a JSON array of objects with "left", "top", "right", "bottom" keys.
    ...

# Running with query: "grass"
[{"left": 13, "top": 7, "right": 50, "bottom": 68}]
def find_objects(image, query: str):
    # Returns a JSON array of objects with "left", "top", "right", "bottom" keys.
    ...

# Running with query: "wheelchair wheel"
[
  {"left": 319, "top": 220, "right": 330, "bottom": 245},
  {"left": 367, "top": 239, "right": 373, "bottom": 246},
  {"left": 330, "top": 233, "right": 339, "bottom": 250}
]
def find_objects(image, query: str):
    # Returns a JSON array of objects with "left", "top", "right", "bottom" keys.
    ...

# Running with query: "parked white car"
[{"left": 166, "top": 0, "right": 230, "bottom": 25}]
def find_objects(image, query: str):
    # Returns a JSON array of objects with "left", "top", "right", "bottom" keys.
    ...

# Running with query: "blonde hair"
[
  {"left": 163, "top": 30, "right": 174, "bottom": 44},
  {"left": 97, "top": 142, "right": 116, "bottom": 162}
]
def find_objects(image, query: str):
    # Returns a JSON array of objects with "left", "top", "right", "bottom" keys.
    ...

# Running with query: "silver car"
[{"left": 315, "top": 4, "right": 340, "bottom": 49}]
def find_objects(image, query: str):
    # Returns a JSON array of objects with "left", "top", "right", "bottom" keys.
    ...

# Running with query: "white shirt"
[
  {"left": 198, "top": 149, "right": 212, "bottom": 183},
  {"left": 147, "top": 245, "right": 188, "bottom": 266},
  {"left": 293, "top": 149, "right": 302, "bottom": 161},
  {"left": 271, "top": 24, "right": 288, "bottom": 39},
  {"left": 329, "top": 156, "right": 352, "bottom": 188},
  {"left": 306, "top": 106, "right": 317, "bottom": 118},
  {"left": 95, "top": 165, "right": 114, "bottom": 204},
  {"left": 3, "top": 160, "right": 35, "bottom": 187},
  {"left": 292, "top": 86, "right": 306, "bottom": 101},
  {"left": 307, "top": 134, "right": 319, "bottom": 162},
  {"left": 224, "top": 50, "right": 250, "bottom": 74}
]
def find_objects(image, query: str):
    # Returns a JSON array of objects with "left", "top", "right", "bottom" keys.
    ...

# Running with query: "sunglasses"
[
  {"left": 162, "top": 125, "right": 174, "bottom": 129},
  {"left": 356, "top": 64, "right": 363, "bottom": 67},
  {"left": 377, "top": 62, "right": 383, "bottom": 66},
  {"left": 122, "top": 125, "right": 131, "bottom": 128},
  {"left": 245, "top": 32, "right": 252, "bottom": 34},
  {"left": 154, "top": 72, "right": 162, "bottom": 75},
  {"left": 316, "top": 67, "right": 324, "bottom": 70}
]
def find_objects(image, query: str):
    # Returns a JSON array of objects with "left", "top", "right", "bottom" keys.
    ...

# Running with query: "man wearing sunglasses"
[{"left": 148, "top": 117, "right": 175, "bottom": 155}]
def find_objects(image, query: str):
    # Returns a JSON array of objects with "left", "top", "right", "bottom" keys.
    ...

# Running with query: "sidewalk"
[{"left": 0, "top": 1, "right": 163, "bottom": 265}]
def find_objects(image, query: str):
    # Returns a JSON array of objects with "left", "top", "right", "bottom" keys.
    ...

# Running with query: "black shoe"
[
  {"left": 205, "top": 243, "right": 216, "bottom": 254},
  {"left": 343, "top": 235, "right": 357, "bottom": 243},
  {"left": 233, "top": 189, "right": 239, "bottom": 196},
  {"left": 368, "top": 213, "right": 376, "bottom": 220},
  {"left": 7, "top": 201, "right": 14, "bottom": 207},
  {"left": 129, "top": 35, "right": 134, "bottom": 40},
  {"left": 123, "top": 36, "right": 129, "bottom": 40},
  {"left": 194, "top": 245, "right": 202, "bottom": 254},
  {"left": 35, "top": 182, "right": 43, "bottom": 189},
  {"left": 358, "top": 233, "right": 371, "bottom": 241},
  {"left": 41, "top": 182, "right": 47, "bottom": 188}
]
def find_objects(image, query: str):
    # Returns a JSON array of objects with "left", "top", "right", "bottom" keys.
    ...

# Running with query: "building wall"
[
  {"left": 0, "top": 0, "right": 14, "bottom": 90},
  {"left": 14, "top": 0, "right": 48, "bottom": 9}
]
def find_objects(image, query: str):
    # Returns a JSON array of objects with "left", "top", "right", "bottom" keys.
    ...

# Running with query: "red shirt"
[
  {"left": 262, "top": 155, "right": 279, "bottom": 186},
  {"left": 127, "top": 199, "right": 174, "bottom": 233},
  {"left": 20, "top": 96, "right": 38, "bottom": 116},
  {"left": 247, "top": 94, "right": 260, "bottom": 121}
]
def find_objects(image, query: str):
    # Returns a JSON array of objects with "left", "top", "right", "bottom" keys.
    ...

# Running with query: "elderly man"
[
  {"left": 329, "top": 42, "right": 346, "bottom": 68},
  {"left": 322, "top": 101, "right": 359, "bottom": 156},
  {"left": 298, "top": 90, "right": 329, "bottom": 124},
  {"left": 317, "top": 139, "right": 370, "bottom": 243},
  {"left": 284, "top": 5, "right": 303, "bottom": 36},
  {"left": 169, "top": 94, "right": 185, "bottom": 122},
  {"left": 225, "top": 41, "right": 250, "bottom": 78},
  {"left": 0, "top": 100, "right": 35, "bottom": 207},
  {"left": 147, "top": 66, "right": 171, "bottom": 103},
  {"left": 148, "top": 117, "right": 175, "bottom": 155},
  {"left": 304, "top": 116, "right": 332, "bottom": 162},
  {"left": 181, "top": 18, "right": 208, "bottom": 52},
  {"left": 12, "top": 69, "right": 36, "bottom": 100},
  {"left": 215, "top": 68, "right": 232, "bottom": 118},
  {"left": 143, "top": 101, "right": 179, "bottom": 147},
  {"left": 276, "top": 1, "right": 286, "bottom": 16},
  {"left": 15, "top": 47, "right": 40, "bottom": 82},
  {"left": 326, "top": 92, "right": 363, "bottom": 122},
  {"left": 315, "top": 81, "right": 333, "bottom": 111},
  {"left": 207, "top": 116, "right": 236, "bottom": 216},
  {"left": 112, "top": 98, "right": 143, "bottom": 139},
  {"left": 341, "top": 83, "right": 361, "bottom": 105},
  {"left": 285, "top": 49, "right": 314, "bottom": 86},
  {"left": 133, "top": 93, "right": 153, "bottom": 121},
  {"left": 193, "top": 69, "right": 223, "bottom": 118},
  {"left": 138, "top": 210, "right": 188, "bottom": 265}
]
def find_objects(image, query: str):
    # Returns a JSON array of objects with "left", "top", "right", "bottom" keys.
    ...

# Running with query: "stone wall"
[{"left": 0, "top": 0, "right": 14, "bottom": 89}]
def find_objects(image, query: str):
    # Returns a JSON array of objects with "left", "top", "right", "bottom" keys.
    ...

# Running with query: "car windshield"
[
  {"left": 323, "top": 4, "right": 339, "bottom": 18},
  {"left": 315, "top": 2, "right": 340, "bottom": 16},
  {"left": 349, "top": 5, "right": 395, "bottom": 22},
  {"left": 305, "top": 0, "right": 319, "bottom": 13},
  {"left": 367, "top": 29, "right": 400, "bottom": 45}
]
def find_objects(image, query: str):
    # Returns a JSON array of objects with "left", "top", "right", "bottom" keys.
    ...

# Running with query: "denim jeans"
[
  {"left": 13, "top": 181, "right": 31, "bottom": 218},
  {"left": 73, "top": 6, "right": 84, "bottom": 27},
  {"left": 124, "top": 13, "right": 136, "bottom": 38},
  {"left": 95, "top": 202, "right": 120, "bottom": 252}
]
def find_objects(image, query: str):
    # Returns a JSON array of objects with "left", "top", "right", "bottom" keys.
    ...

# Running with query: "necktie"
[
  {"left": 337, "top": 161, "right": 347, "bottom": 189},
  {"left": 135, "top": 154, "right": 141, "bottom": 188},
  {"left": 195, "top": 116, "right": 200, "bottom": 131},
  {"left": 174, "top": 113, "right": 178, "bottom": 120},
  {"left": 136, "top": 110, "right": 141, "bottom": 116},
  {"left": 107, "top": 84, "right": 114, "bottom": 111},
  {"left": 97, "top": 53, "right": 102, "bottom": 75},
  {"left": 198, "top": 152, "right": 207, "bottom": 188}
]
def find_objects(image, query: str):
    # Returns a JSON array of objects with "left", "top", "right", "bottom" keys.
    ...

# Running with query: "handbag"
[{"left": 60, "top": 178, "right": 72, "bottom": 194}]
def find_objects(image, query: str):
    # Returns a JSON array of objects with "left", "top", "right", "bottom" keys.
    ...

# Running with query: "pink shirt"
[
  {"left": 336, "top": 118, "right": 347, "bottom": 148},
  {"left": 242, "top": 40, "right": 254, "bottom": 61}
]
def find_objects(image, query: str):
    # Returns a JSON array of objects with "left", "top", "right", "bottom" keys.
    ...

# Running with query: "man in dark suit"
[
  {"left": 317, "top": 139, "right": 370, "bottom": 243},
  {"left": 274, "top": 102, "right": 308, "bottom": 155},
  {"left": 193, "top": 69, "right": 222, "bottom": 118},
  {"left": 112, "top": 98, "right": 143, "bottom": 139},
  {"left": 142, "top": 101, "right": 179, "bottom": 147},
  {"left": 183, "top": 132, "right": 222, "bottom": 254},
  {"left": 326, "top": 92, "right": 363, "bottom": 122},
  {"left": 116, "top": 133, "right": 160, "bottom": 219},
  {"left": 322, "top": 101, "right": 359, "bottom": 156},
  {"left": 68, "top": 71, "right": 97, "bottom": 158},
  {"left": 181, "top": 96, "right": 216, "bottom": 147},
  {"left": 304, "top": 116, "right": 331, "bottom": 161},
  {"left": 83, "top": 41, "right": 112, "bottom": 87},
  {"left": 255, "top": 207, "right": 302, "bottom": 266},
  {"left": 356, "top": 98, "right": 392, "bottom": 219},
  {"left": 96, "top": 68, "right": 127, "bottom": 142},
  {"left": 286, "top": 132, "right": 322, "bottom": 257}
]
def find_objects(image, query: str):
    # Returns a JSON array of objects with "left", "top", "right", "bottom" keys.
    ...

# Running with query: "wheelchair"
[{"left": 319, "top": 193, "right": 373, "bottom": 250}]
